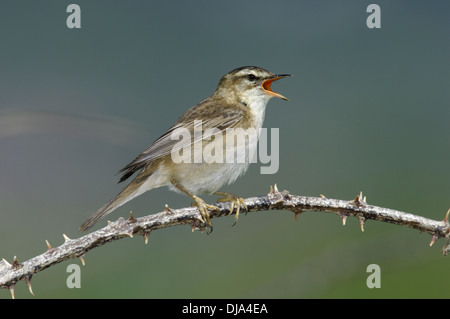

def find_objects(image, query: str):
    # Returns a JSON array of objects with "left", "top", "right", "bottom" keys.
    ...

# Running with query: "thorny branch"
[{"left": 1, "top": 186, "right": 449, "bottom": 299}]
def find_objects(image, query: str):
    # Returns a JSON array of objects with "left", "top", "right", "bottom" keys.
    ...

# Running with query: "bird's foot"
[
  {"left": 214, "top": 191, "right": 247, "bottom": 226},
  {"left": 191, "top": 195, "right": 220, "bottom": 233}
]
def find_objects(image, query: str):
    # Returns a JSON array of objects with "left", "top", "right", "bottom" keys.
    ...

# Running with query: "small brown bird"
[{"left": 80, "top": 66, "right": 290, "bottom": 232}]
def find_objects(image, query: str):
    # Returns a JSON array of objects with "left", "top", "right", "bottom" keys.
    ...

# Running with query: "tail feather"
[
  {"left": 79, "top": 202, "right": 114, "bottom": 232},
  {"left": 79, "top": 178, "right": 145, "bottom": 232}
]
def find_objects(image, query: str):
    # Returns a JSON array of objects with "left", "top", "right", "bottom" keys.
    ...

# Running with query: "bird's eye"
[{"left": 247, "top": 74, "right": 257, "bottom": 81}]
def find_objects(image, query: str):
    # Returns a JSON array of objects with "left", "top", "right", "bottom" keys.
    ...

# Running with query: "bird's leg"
[
  {"left": 214, "top": 191, "right": 248, "bottom": 226},
  {"left": 171, "top": 180, "right": 220, "bottom": 231}
]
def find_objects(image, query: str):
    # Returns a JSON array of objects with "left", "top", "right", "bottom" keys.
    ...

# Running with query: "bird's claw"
[
  {"left": 215, "top": 192, "right": 247, "bottom": 226},
  {"left": 191, "top": 196, "right": 220, "bottom": 233}
]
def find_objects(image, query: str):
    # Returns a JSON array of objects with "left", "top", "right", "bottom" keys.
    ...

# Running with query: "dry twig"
[{"left": 1, "top": 186, "right": 449, "bottom": 298}]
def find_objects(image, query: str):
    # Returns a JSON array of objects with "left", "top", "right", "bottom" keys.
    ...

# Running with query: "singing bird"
[{"left": 80, "top": 66, "right": 291, "bottom": 232}]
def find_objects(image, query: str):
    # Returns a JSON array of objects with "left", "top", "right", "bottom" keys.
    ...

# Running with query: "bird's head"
[{"left": 214, "top": 66, "right": 291, "bottom": 106}]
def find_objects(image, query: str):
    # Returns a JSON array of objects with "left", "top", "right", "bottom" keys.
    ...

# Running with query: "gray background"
[{"left": 1, "top": 1, "right": 449, "bottom": 298}]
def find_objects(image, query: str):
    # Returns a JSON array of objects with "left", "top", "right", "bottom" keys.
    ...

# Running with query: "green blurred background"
[{"left": 1, "top": 0, "right": 449, "bottom": 299}]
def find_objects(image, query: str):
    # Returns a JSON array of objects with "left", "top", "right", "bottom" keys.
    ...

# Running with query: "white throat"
[{"left": 243, "top": 90, "right": 273, "bottom": 129}]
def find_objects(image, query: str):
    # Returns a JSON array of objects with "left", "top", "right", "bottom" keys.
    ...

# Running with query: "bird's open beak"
[{"left": 262, "top": 74, "right": 291, "bottom": 101}]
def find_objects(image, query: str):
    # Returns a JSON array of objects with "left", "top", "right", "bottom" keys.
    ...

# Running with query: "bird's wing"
[{"left": 117, "top": 101, "right": 245, "bottom": 183}]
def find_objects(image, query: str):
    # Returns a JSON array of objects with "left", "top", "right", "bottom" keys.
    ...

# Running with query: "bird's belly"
[{"left": 168, "top": 162, "right": 250, "bottom": 195}]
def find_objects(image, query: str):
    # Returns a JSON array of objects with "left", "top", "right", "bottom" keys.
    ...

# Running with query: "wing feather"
[{"left": 118, "top": 99, "right": 245, "bottom": 183}]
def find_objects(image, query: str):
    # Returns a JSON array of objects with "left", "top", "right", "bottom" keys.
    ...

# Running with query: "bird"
[{"left": 79, "top": 66, "right": 291, "bottom": 232}]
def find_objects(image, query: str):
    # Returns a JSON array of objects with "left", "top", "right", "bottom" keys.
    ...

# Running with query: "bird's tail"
[{"left": 79, "top": 178, "right": 146, "bottom": 232}]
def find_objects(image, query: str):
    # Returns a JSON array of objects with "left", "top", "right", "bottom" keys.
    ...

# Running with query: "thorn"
[
  {"left": 191, "top": 222, "right": 200, "bottom": 232},
  {"left": 45, "top": 240, "right": 53, "bottom": 251},
  {"left": 24, "top": 275, "right": 34, "bottom": 296},
  {"left": 128, "top": 211, "right": 137, "bottom": 223},
  {"left": 121, "top": 229, "right": 134, "bottom": 238},
  {"left": 63, "top": 234, "right": 71, "bottom": 243},
  {"left": 12, "top": 256, "right": 22, "bottom": 270},
  {"left": 267, "top": 184, "right": 284, "bottom": 204},
  {"left": 2, "top": 258, "right": 11, "bottom": 267},
  {"left": 291, "top": 208, "right": 303, "bottom": 221},
  {"left": 358, "top": 216, "right": 365, "bottom": 232},
  {"left": 163, "top": 204, "right": 174, "bottom": 214},
  {"left": 442, "top": 241, "right": 450, "bottom": 256},
  {"left": 430, "top": 234, "right": 439, "bottom": 247},
  {"left": 190, "top": 219, "right": 205, "bottom": 232},
  {"left": 79, "top": 254, "right": 86, "bottom": 266},
  {"left": 8, "top": 284, "right": 15, "bottom": 299},
  {"left": 142, "top": 231, "right": 150, "bottom": 244},
  {"left": 342, "top": 215, "right": 348, "bottom": 226},
  {"left": 444, "top": 209, "right": 450, "bottom": 222},
  {"left": 352, "top": 191, "right": 368, "bottom": 206},
  {"left": 196, "top": 215, "right": 205, "bottom": 224},
  {"left": 268, "top": 184, "right": 281, "bottom": 194},
  {"left": 340, "top": 213, "right": 349, "bottom": 226}
]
